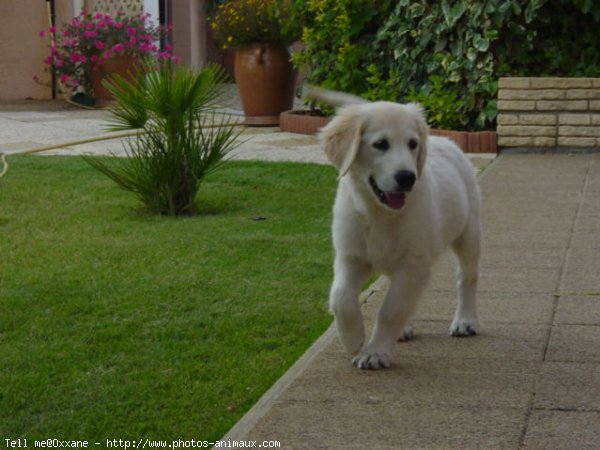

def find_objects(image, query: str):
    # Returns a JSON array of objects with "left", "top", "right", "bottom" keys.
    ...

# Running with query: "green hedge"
[{"left": 289, "top": 0, "right": 600, "bottom": 130}]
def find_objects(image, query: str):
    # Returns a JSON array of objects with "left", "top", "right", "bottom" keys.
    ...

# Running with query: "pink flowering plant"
[{"left": 38, "top": 11, "right": 174, "bottom": 97}]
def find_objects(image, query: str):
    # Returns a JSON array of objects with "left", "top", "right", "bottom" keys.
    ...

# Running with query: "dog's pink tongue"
[{"left": 386, "top": 192, "right": 406, "bottom": 210}]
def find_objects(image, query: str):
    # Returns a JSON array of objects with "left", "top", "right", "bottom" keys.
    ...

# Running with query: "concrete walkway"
[
  {"left": 222, "top": 153, "right": 600, "bottom": 449},
  {"left": 0, "top": 98, "right": 329, "bottom": 165},
  {"left": 1, "top": 99, "right": 599, "bottom": 449}
]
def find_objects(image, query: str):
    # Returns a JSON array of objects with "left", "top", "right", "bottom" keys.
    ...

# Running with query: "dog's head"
[{"left": 319, "top": 101, "right": 429, "bottom": 211}]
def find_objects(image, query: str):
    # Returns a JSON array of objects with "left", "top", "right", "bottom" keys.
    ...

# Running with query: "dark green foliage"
[
  {"left": 84, "top": 62, "right": 241, "bottom": 215},
  {"left": 496, "top": 0, "right": 600, "bottom": 77},
  {"left": 290, "top": 0, "right": 391, "bottom": 95},
  {"left": 291, "top": 0, "right": 600, "bottom": 130},
  {"left": 405, "top": 76, "right": 469, "bottom": 130},
  {"left": 366, "top": 0, "right": 524, "bottom": 129}
]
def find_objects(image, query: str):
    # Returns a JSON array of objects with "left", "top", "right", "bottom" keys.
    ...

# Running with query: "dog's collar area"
[{"left": 368, "top": 176, "right": 407, "bottom": 210}]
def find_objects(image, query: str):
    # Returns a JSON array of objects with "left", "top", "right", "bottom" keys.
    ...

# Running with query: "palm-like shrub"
[{"left": 84, "top": 62, "right": 241, "bottom": 216}]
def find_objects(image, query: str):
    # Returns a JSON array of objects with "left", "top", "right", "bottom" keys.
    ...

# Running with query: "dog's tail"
[{"left": 305, "top": 85, "right": 368, "bottom": 108}]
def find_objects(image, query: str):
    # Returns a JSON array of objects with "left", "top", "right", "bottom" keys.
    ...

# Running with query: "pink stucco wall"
[{"left": 0, "top": 0, "right": 54, "bottom": 100}]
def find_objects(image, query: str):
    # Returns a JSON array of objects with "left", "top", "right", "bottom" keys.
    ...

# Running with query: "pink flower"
[
  {"left": 48, "top": 26, "right": 56, "bottom": 33},
  {"left": 59, "top": 74, "right": 69, "bottom": 83},
  {"left": 127, "top": 27, "right": 136, "bottom": 36},
  {"left": 83, "top": 30, "right": 98, "bottom": 39},
  {"left": 112, "top": 43, "right": 125, "bottom": 53},
  {"left": 94, "top": 40, "right": 104, "bottom": 50},
  {"left": 39, "top": 30, "right": 46, "bottom": 38}
]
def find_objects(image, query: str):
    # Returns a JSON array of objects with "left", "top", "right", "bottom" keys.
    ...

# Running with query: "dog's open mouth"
[{"left": 368, "top": 176, "right": 406, "bottom": 210}]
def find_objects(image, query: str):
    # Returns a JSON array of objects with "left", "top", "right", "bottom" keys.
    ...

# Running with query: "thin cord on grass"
[
  {"left": 0, "top": 153, "right": 7, "bottom": 179},
  {"left": 0, "top": 119, "right": 245, "bottom": 180}
]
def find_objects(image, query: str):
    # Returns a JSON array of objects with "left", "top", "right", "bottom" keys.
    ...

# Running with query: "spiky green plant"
[{"left": 84, "top": 62, "right": 241, "bottom": 216}]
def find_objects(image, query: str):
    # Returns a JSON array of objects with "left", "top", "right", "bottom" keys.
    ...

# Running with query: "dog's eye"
[
  {"left": 408, "top": 138, "right": 418, "bottom": 150},
  {"left": 373, "top": 138, "right": 390, "bottom": 151}
]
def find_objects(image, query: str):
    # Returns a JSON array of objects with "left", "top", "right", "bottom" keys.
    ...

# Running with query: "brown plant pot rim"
[
  {"left": 429, "top": 129, "right": 498, "bottom": 154},
  {"left": 279, "top": 110, "right": 330, "bottom": 136},
  {"left": 279, "top": 110, "right": 497, "bottom": 153}
]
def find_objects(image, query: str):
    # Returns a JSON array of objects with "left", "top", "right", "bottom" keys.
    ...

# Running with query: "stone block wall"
[{"left": 497, "top": 77, "right": 600, "bottom": 148}]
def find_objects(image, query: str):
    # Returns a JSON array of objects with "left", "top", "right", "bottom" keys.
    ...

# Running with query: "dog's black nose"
[{"left": 394, "top": 170, "right": 416, "bottom": 191}]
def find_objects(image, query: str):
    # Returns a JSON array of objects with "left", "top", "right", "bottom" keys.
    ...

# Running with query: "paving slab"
[
  {"left": 428, "top": 259, "right": 562, "bottom": 293},
  {"left": 555, "top": 294, "right": 600, "bottom": 324},
  {"left": 415, "top": 290, "right": 556, "bottom": 325},
  {"left": 546, "top": 324, "right": 600, "bottom": 362},
  {"left": 248, "top": 401, "right": 527, "bottom": 450},
  {"left": 561, "top": 248, "right": 600, "bottom": 293},
  {"left": 280, "top": 356, "right": 538, "bottom": 410},
  {"left": 478, "top": 245, "right": 566, "bottom": 269},
  {"left": 522, "top": 410, "right": 600, "bottom": 450},
  {"left": 535, "top": 362, "right": 600, "bottom": 411}
]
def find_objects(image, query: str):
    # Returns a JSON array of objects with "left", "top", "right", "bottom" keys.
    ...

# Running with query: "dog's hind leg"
[
  {"left": 329, "top": 259, "right": 371, "bottom": 356},
  {"left": 398, "top": 323, "right": 414, "bottom": 341},
  {"left": 450, "top": 221, "right": 481, "bottom": 336}
]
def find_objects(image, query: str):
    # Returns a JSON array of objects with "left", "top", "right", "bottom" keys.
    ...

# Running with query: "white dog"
[{"left": 310, "top": 87, "right": 482, "bottom": 370}]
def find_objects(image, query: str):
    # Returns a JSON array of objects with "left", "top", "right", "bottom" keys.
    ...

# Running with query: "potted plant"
[
  {"left": 209, "top": 0, "right": 301, "bottom": 125},
  {"left": 37, "top": 11, "right": 175, "bottom": 107}
]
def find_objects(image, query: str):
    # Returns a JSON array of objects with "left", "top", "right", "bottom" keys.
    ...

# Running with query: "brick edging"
[
  {"left": 280, "top": 110, "right": 497, "bottom": 153},
  {"left": 497, "top": 77, "right": 600, "bottom": 148}
]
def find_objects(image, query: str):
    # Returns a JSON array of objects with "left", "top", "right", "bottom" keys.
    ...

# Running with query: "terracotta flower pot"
[
  {"left": 89, "top": 54, "right": 138, "bottom": 107},
  {"left": 234, "top": 43, "right": 297, "bottom": 126}
]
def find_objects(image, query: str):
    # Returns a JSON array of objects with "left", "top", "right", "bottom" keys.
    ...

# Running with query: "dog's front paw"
[
  {"left": 352, "top": 350, "right": 391, "bottom": 370},
  {"left": 450, "top": 318, "right": 479, "bottom": 337}
]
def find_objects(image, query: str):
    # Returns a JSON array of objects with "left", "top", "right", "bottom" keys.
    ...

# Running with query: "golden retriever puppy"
[{"left": 310, "top": 87, "right": 481, "bottom": 369}]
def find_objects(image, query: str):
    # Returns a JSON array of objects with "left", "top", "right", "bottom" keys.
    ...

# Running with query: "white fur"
[{"left": 315, "top": 89, "right": 481, "bottom": 370}]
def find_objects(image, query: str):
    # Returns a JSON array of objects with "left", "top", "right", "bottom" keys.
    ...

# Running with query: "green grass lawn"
[{"left": 0, "top": 155, "right": 337, "bottom": 441}]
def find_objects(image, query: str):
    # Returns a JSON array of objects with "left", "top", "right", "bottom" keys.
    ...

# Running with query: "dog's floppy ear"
[
  {"left": 406, "top": 102, "right": 429, "bottom": 176},
  {"left": 318, "top": 108, "right": 363, "bottom": 178}
]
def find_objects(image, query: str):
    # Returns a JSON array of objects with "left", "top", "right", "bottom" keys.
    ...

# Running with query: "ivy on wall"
[{"left": 289, "top": 0, "right": 600, "bottom": 130}]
